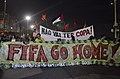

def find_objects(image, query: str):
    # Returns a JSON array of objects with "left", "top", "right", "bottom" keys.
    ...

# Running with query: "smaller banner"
[{"left": 40, "top": 25, "right": 94, "bottom": 41}]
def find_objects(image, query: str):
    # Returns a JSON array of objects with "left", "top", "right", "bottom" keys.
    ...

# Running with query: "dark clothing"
[
  {"left": 71, "top": 35, "right": 75, "bottom": 41},
  {"left": 20, "top": 36, "right": 30, "bottom": 44}
]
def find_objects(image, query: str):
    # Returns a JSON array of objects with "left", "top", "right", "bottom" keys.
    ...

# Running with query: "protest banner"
[
  {"left": 40, "top": 25, "right": 94, "bottom": 41},
  {"left": 0, "top": 40, "right": 120, "bottom": 68}
]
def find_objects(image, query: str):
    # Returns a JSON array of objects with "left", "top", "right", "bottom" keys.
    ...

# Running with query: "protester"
[
  {"left": 20, "top": 35, "right": 30, "bottom": 44},
  {"left": 89, "top": 35, "right": 95, "bottom": 40},
  {"left": 11, "top": 36, "right": 16, "bottom": 42},
  {"left": 31, "top": 29, "right": 37, "bottom": 42},
  {"left": 71, "top": 34, "right": 75, "bottom": 41},
  {"left": 35, "top": 33, "right": 45, "bottom": 43}
]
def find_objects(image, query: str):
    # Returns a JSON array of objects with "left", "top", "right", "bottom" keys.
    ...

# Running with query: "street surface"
[{"left": 0, "top": 65, "right": 120, "bottom": 79}]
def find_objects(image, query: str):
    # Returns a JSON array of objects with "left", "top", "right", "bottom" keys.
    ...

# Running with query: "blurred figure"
[
  {"left": 35, "top": 33, "right": 45, "bottom": 43},
  {"left": 57, "top": 38, "right": 61, "bottom": 42},
  {"left": 31, "top": 29, "right": 37, "bottom": 42},
  {"left": 89, "top": 35, "right": 95, "bottom": 40},
  {"left": 21, "top": 35, "right": 30, "bottom": 44},
  {"left": 71, "top": 34, "right": 75, "bottom": 41},
  {"left": 11, "top": 36, "right": 16, "bottom": 42}
]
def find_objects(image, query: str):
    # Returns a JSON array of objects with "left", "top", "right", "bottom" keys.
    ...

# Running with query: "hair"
[{"left": 37, "top": 33, "right": 41, "bottom": 36}]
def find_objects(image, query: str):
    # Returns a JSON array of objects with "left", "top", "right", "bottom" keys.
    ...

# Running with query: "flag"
[
  {"left": 41, "top": 13, "right": 46, "bottom": 21},
  {"left": 60, "top": 14, "right": 64, "bottom": 21},
  {"left": 73, "top": 18, "right": 77, "bottom": 30},
  {"left": 52, "top": 14, "right": 64, "bottom": 25},
  {"left": 63, "top": 23, "right": 69, "bottom": 32}
]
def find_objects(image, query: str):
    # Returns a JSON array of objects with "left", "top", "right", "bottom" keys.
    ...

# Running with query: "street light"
[
  {"left": 3, "top": 0, "right": 7, "bottom": 31},
  {"left": 25, "top": 15, "right": 31, "bottom": 35},
  {"left": 25, "top": 16, "right": 31, "bottom": 21},
  {"left": 30, "top": 25, "right": 34, "bottom": 29},
  {"left": 112, "top": 0, "right": 119, "bottom": 39}
]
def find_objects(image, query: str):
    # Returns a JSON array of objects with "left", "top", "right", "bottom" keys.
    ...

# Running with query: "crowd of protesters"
[
  {"left": 0, "top": 32, "right": 45, "bottom": 44},
  {"left": 0, "top": 34, "right": 20, "bottom": 42},
  {"left": 0, "top": 33, "right": 120, "bottom": 43}
]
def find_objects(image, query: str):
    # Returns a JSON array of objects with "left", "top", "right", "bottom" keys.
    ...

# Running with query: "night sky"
[{"left": 0, "top": 0, "right": 120, "bottom": 38}]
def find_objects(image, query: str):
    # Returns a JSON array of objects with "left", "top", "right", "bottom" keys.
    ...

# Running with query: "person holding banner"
[
  {"left": 21, "top": 35, "right": 30, "bottom": 44},
  {"left": 31, "top": 29, "right": 37, "bottom": 42},
  {"left": 35, "top": 33, "right": 45, "bottom": 43},
  {"left": 11, "top": 36, "right": 16, "bottom": 42},
  {"left": 71, "top": 34, "right": 75, "bottom": 41}
]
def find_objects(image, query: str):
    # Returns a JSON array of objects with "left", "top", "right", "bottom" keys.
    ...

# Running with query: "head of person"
[{"left": 36, "top": 33, "right": 41, "bottom": 38}]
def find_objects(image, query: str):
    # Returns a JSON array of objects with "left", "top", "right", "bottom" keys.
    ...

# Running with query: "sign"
[
  {"left": 40, "top": 25, "right": 94, "bottom": 41},
  {"left": 0, "top": 40, "right": 120, "bottom": 68}
]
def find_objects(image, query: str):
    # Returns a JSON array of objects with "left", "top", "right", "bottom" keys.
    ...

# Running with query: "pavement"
[
  {"left": 0, "top": 68, "right": 42, "bottom": 79},
  {"left": 0, "top": 65, "right": 120, "bottom": 79}
]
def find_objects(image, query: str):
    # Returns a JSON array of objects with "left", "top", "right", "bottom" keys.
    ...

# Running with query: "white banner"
[{"left": 40, "top": 25, "right": 94, "bottom": 41}]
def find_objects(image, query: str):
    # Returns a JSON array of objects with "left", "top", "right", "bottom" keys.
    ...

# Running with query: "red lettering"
[
  {"left": 7, "top": 44, "right": 21, "bottom": 61},
  {"left": 76, "top": 29, "right": 90, "bottom": 37},
  {"left": 112, "top": 44, "right": 120, "bottom": 57},
  {"left": 83, "top": 30, "right": 86, "bottom": 36},
  {"left": 101, "top": 44, "right": 108, "bottom": 60},
  {"left": 86, "top": 29, "right": 91, "bottom": 35},
  {"left": 29, "top": 45, "right": 38, "bottom": 61},
  {"left": 51, "top": 45, "right": 59, "bottom": 60},
  {"left": 83, "top": 45, "right": 91, "bottom": 59},
  {"left": 36, "top": 45, "right": 48, "bottom": 62},
  {"left": 76, "top": 31, "right": 80, "bottom": 37},
  {"left": 91, "top": 42, "right": 100, "bottom": 59},
  {"left": 73, "top": 44, "right": 84, "bottom": 60},
  {"left": 20, "top": 45, "right": 29, "bottom": 60},
  {"left": 80, "top": 31, "right": 83, "bottom": 36},
  {"left": 60, "top": 47, "right": 68, "bottom": 60}
]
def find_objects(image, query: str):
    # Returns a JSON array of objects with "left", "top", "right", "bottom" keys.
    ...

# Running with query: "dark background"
[{"left": 0, "top": 0, "right": 120, "bottom": 38}]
